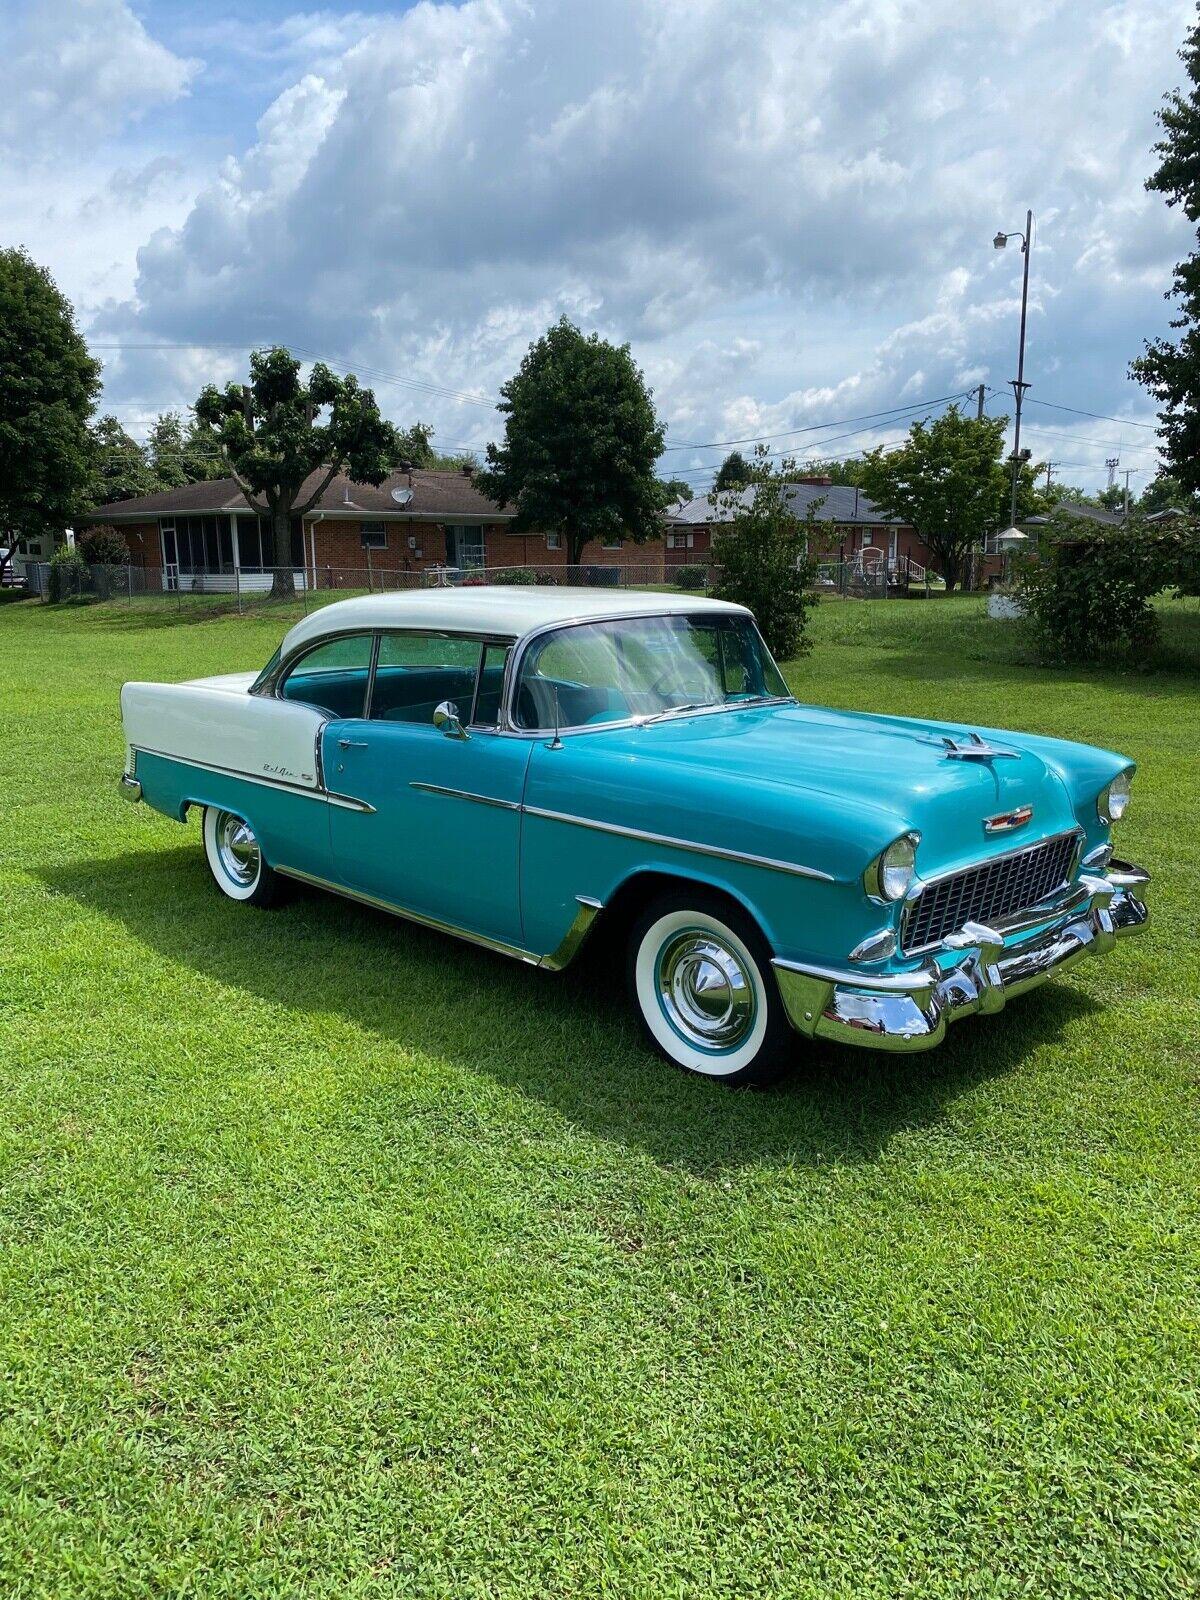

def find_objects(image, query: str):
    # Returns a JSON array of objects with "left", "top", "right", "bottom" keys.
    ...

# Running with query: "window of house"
[
  {"left": 545, "top": 532, "right": 562, "bottom": 551},
  {"left": 279, "top": 634, "right": 374, "bottom": 719},
  {"left": 445, "top": 526, "right": 485, "bottom": 569},
  {"left": 667, "top": 533, "right": 694, "bottom": 550},
  {"left": 360, "top": 521, "right": 387, "bottom": 550},
  {"left": 601, "top": 535, "right": 623, "bottom": 549}
]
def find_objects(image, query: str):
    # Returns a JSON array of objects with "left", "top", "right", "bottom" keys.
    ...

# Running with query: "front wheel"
[
  {"left": 201, "top": 806, "right": 289, "bottom": 908},
  {"left": 627, "top": 890, "right": 792, "bottom": 1085}
]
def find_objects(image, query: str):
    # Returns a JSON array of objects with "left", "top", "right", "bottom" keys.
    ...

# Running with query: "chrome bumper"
[
  {"left": 119, "top": 774, "right": 142, "bottom": 802},
  {"left": 772, "top": 863, "right": 1149, "bottom": 1054}
]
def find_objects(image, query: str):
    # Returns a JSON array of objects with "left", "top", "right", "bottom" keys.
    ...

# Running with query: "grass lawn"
[{"left": 1, "top": 593, "right": 1198, "bottom": 1598}]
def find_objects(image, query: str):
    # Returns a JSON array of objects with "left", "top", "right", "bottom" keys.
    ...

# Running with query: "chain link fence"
[{"left": 25, "top": 560, "right": 720, "bottom": 614}]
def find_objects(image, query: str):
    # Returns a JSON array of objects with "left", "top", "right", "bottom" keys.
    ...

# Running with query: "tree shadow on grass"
[{"left": 39, "top": 845, "right": 1100, "bottom": 1177}]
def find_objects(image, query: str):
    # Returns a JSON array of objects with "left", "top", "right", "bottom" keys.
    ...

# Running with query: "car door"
[{"left": 323, "top": 632, "right": 531, "bottom": 947}]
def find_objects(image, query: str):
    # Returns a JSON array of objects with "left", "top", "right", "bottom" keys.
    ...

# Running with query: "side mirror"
[{"left": 433, "top": 699, "right": 468, "bottom": 740}]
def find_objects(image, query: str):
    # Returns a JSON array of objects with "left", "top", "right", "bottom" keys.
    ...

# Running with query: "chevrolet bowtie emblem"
[{"left": 984, "top": 804, "right": 1034, "bottom": 834}]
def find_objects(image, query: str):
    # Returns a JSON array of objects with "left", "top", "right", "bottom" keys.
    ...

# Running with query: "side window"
[
  {"left": 369, "top": 633, "right": 483, "bottom": 725},
  {"left": 472, "top": 644, "right": 510, "bottom": 728},
  {"left": 279, "top": 634, "right": 373, "bottom": 718}
]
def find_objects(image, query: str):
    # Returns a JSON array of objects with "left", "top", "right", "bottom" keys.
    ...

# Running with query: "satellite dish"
[{"left": 391, "top": 488, "right": 414, "bottom": 506}]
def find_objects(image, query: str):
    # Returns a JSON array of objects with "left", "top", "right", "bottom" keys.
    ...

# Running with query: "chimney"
[{"left": 793, "top": 474, "right": 833, "bottom": 487}]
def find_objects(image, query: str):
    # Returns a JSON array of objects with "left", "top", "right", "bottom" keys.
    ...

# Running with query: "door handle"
[{"left": 338, "top": 738, "right": 368, "bottom": 750}]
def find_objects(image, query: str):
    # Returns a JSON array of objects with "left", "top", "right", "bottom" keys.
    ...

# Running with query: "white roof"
[{"left": 279, "top": 585, "right": 747, "bottom": 656}]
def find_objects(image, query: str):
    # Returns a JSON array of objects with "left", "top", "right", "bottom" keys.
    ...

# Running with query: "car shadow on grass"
[{"left": 39, "top": 844, "right": 1101, "bottom": 1176}]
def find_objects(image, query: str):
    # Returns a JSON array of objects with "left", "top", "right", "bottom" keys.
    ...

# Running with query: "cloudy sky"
[{"left": 3, "top": 0, "right": 1193, "bottom": 495}]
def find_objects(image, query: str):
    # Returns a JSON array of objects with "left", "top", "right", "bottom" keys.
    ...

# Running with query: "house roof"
[
  {"left": 1049, "top": 500, "right": 1126, "bottom": 528},
  {"left": 87, "top": 468, "right": 510, "bottom": 524},
  {"left": 278, "top": 586, "right": 748, "bottom": 657},
  {"left": 669, "top": 482, "right": 906, "bottom": 526}
]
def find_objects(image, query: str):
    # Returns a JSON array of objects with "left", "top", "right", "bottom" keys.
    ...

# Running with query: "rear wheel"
[
  {"left": 201, "top": 806, "right": 288, "bottom": 908},
  {"left": 627, "top": 890, "right": 792, "bottom": 1085}
]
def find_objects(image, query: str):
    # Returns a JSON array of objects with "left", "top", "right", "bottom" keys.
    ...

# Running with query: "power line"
[
  {"left": 1023, "top": 396, "right": 1158, "bottom": 429},
  {"left": 659, "top": 390, "right": 973, "bottom": 452}
]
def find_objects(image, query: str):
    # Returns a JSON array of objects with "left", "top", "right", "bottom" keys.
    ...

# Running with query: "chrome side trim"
[
  {"left": 274, "top": 865, "right": 543, "bottom": 965},
  {"left": 131, "top": 744, "right": 376, "bottom": 814},
  {"left": 409, "top": 781, "right": 521, "bottom": 812},
  {"left": 521, "top": 804, "right": 836, "bottom": 882},
  {"left": 541, "top": 896, "right": 604, "bottom": 971},
  {"left": 119, "top": 774, "right": 142, "bottom": 803}
]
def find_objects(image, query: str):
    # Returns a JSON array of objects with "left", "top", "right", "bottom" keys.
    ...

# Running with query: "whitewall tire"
[
  {"left": 627, "top": 891, "right": 791, "bottom": 1085},
  {"left": 201, "top": 806, "right": 288, "bottom": 908}
]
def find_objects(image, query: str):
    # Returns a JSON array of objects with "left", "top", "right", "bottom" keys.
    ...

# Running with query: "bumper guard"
[{"left": 772, "top": 862, "right": 1149, "bottom": 1054}]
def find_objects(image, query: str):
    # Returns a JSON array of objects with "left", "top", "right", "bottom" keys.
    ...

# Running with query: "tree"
[
  {"left": 657, "top": 476, "right": 693, "bottom": 508},
  {"left": 856, "top": 406, "right": 1016, "bottom": 591},
  {"left": 477, "top": 318, "right": 666, "bottom": 566},
  {"left": 713, "top": 450, "right": 752, "bottom": 492},
  {"left": 712, "top": 449, "right": 818, "bottom": 660},
  {"left": 194, "top": 347, "right": 402, "bottom": 595},
  {"left": 792, "top": 456, "right": 869, "bottom": 488},
  {"left": 1138, "top": 470, "right": 1195, "bottom": 516},
  {"left": 88, "top": 415, "right": 157, "bottom": 505},
  {"left": 0, "top": 249, "right": 100, "bottom": 582},
  {"left": 1132, "top": 16, "right": 1200, "bottom": 493}
]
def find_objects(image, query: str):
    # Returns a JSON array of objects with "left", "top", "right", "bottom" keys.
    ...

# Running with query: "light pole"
[{"left": 993, "top": 209, "right": 1033, "bottom": 530}]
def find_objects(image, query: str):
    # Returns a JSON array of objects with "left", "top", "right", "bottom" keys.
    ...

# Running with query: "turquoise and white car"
[{"left": 120, "top": 588, "right": 1149, "bottom": 1084}]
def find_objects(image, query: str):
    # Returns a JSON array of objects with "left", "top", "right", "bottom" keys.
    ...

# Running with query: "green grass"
[{"left": 1, "top": 594, "right": 1198, "bottom": 1598}]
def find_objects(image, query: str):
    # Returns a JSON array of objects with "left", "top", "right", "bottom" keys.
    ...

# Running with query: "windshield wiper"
[{"left": 639, "top": 700, "right": 717, "bottom": 725}]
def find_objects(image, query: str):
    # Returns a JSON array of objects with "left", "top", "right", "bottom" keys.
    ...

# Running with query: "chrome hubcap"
[
  {"left": 216, "top": 811, "right": 260, "bottom": 887},
  {"left": 656, "top": 931, "right": 755, "bottom": 1050}
]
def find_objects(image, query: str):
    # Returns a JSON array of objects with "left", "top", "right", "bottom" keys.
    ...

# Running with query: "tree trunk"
[
  {"left": 271, "top": 506, "right": 296, "bottom": 597},
  {"left": 568, "top": 530, "right": 587, "bottom": 570},
  {"left": 939, "top": 550, "right": 960, "bottom": 593}
]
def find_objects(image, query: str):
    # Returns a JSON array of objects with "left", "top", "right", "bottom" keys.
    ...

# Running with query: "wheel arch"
[{"left": 571, "top": 867, "right": 773, "bottom": 967}]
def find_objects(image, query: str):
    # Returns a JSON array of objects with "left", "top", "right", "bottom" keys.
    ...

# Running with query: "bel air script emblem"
[{"left": 984, "top": 804, "right": 1034, "bottom": 834}]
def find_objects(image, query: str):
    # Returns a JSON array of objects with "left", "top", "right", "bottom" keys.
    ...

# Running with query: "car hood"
[{"left": 585, "top": 700, "right": 1084, "bottom": 877}]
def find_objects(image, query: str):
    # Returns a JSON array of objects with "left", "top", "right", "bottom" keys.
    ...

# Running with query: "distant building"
[{"left": 84, "top": 469, "right": 668, "bottom": 588}]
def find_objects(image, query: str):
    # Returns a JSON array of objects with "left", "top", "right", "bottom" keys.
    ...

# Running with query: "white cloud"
[
  {"left": 0, "top": 0, "right": 196, "bottom": 157},
  {"left": 25, "top": 0, "right": 1193, "bottom": 491}
]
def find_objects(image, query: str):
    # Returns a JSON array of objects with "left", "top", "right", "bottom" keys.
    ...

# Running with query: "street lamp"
[{"left": 993, "top": 209, "right": 1033, "bottom": 530}]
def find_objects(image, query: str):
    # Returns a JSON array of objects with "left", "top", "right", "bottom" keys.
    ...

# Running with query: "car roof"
[{"left": 278, "top": 585, "right": 749, "bottom": 657}]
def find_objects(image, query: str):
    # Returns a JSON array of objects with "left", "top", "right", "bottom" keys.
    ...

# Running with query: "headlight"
[
  {"left": 865, "top": 832, "right": 919, "bottom": 902},
  {"left": 1098, "top": 770, "right": 1133, "bottom": 824}
]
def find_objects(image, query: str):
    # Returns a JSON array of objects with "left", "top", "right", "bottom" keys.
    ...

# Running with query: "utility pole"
[
  {"left": 976, "top": 383, "right": 986, "bottom": 421},
  {"left": 1044, "top": 461, "right": 1059, "bottom": 493},
  {"left": 993, "top": 211, "right": 1033, "bottom": 528},
  {"left": 1106, "top": 456, "right": 1119, "bottom": 490},
  {"left": 1123, "top": 468, "right": 1134, "bottom": 519}
]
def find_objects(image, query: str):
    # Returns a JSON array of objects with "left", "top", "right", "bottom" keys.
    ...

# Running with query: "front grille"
[{"left": 900, "top": 832, "right": 1079, "bottom": 954}]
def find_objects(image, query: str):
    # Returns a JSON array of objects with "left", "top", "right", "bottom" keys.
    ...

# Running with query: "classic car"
[{"left": 119, "top": 587, "right": 1149, "bottom": 1084}]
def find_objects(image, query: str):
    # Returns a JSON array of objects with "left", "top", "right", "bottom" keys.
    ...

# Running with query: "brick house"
[
  {"left": 85, "top": 468, "right": 668, "bottom": 588},
  {"left": 666, "top": 476, "right": 940, "bottom": 576}
]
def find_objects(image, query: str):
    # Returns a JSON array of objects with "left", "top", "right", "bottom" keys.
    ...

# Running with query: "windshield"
[{"left": 513, "top": 612, "right": 790, "bottom": 731}]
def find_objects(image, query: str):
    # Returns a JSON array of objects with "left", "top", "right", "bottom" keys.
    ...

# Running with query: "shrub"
[
  {"left": 46, "top": 544, "right": 90, "bottom": 603},
  {"left": 712, "top": 452, "right": 818, "bottom": 660},
  {"left": 77, "top": 523, "right": 129, "bottom": 565},
  {"left": 492, "top": 566, "right": 538, "bottom": 585},
  {"left": 675, "top": 564, "right": 707, "bottom": 591},
  {"left": 1018, "top": 521, "right": 1200, "bottom": 665}
]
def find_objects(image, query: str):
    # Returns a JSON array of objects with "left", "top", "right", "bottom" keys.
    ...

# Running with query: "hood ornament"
[
  {"left": 942, "top": 732, "right": 1019, "bottom": 762},
  {"left": 984, "top": 804, "right": 1033, "bottom": 833}
]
